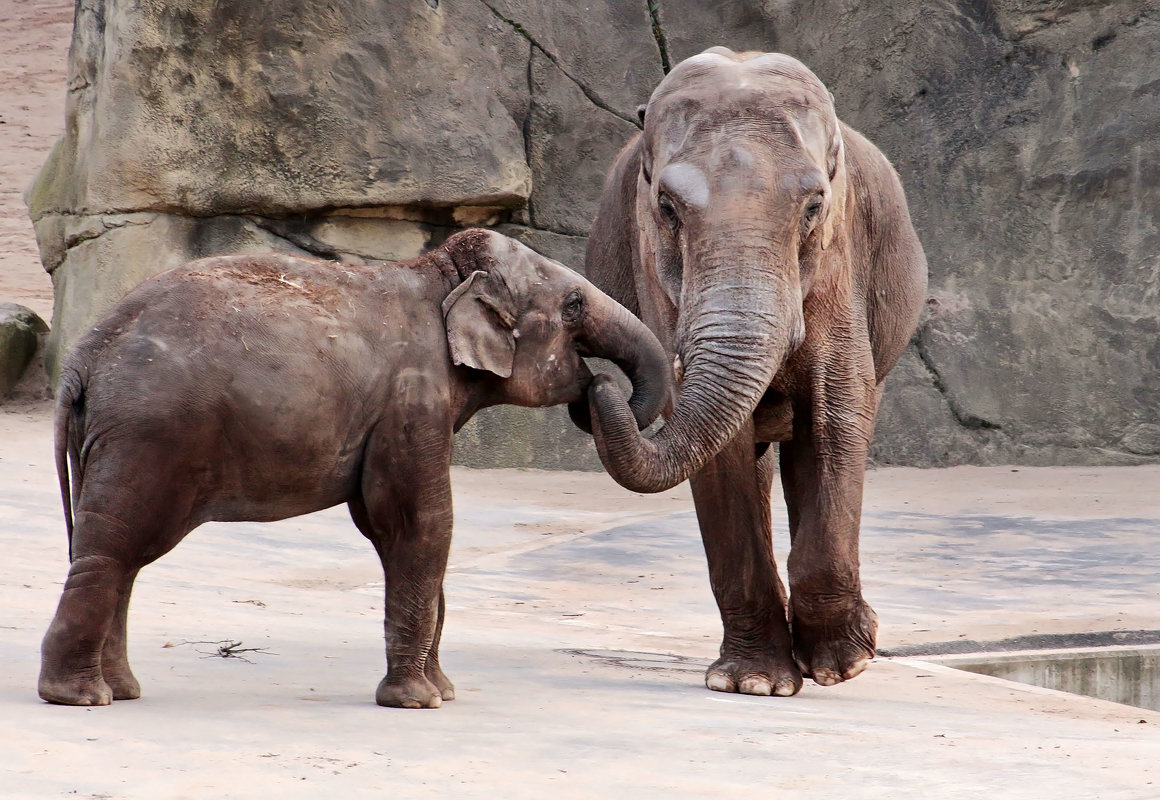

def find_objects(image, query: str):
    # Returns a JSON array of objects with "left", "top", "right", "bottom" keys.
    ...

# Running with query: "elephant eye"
[
  {"left": 802, "top": 193, "right": 824, "bottom": 235},
  {"left": 562, "top": 289, "right": 584, "bottom": 323},
  {"left": 658, "top": 193, "right": 680, "bottom": 232}
]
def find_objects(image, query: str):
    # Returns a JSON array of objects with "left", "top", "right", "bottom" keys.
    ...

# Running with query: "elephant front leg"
[
  {"left": 781, "top": 370, "right": 879, "bottom": 687},
  {"left": 355, "top": 426, "right": 455, "bottom": 709},
  {"left": 691, "top": 425, "right": 801, "bottom": 697}
]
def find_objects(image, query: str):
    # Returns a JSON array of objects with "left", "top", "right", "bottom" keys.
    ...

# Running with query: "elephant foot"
[
  {"left": 791, "top": 599, "right": 878, "bottom": 687},
  {"left": 425, "top": 662, "right": 456, "bottom": 702},
  {"left": 38, "top": 667, "right": 113, "bottom": 706},
  {"left": 102, "top": 662, "right": 142, "bottom": 701},
  {"left": 705, "top": 647, "right": 802, "bottom": 697},
  {"left": 375, "top": 674, "right": 443, "bottom": 709}
]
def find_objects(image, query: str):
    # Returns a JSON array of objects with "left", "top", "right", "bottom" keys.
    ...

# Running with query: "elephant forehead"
[
  {"left": 658, "top": 162, "right": 710, "bottom": 208},
  {"left": 486, "top": 236, "right": 575, "bottom": 296},
  {"left": 657, "top": 50, "right": 830, "bottom": 109},
  {"left": 649, "top": 90, "right": 830, "bottom": 167}
]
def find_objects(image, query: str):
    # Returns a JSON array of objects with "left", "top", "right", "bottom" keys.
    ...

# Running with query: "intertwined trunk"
[
  {"left": 575, "top": 288, "right": 674, "bottom": 432},
  {"left": 590, "top": 238, "right": 802, "bottom": 492}
]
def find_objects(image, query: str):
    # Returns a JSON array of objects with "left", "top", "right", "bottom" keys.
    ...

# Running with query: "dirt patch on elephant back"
[{"left": 182, "top": 256, "right": 351, "bottom": 311}]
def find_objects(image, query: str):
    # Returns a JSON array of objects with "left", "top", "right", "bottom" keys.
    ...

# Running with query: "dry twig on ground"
[{"left": 164, "top": 640, "right": 276, "bottom": 663}]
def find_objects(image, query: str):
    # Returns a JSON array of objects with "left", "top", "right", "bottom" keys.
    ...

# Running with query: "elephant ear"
[
  {"left": 443, "top": 270, "right": 517, "bottom": 379},
  {"left": 822, "top": 125, "right": 847, "bottom": 251}
]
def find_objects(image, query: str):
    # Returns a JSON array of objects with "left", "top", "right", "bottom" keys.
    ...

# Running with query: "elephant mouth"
[
  {"left": 577, "top": 358, "right": 595, "bottom": 388},
  {"left": 567, "top": 359, "right": 598, "bottom": 433}
]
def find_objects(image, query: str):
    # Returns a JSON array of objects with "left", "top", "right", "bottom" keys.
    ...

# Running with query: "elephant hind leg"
[
  {"left": 39, "top": 546, "right": 124, "bottom": 706},
  {"left": 40, "top": 459, "right": 196, "bottom": 706},
  {"left": 100, "top": 568, "right": 142, "bottom": 700}
]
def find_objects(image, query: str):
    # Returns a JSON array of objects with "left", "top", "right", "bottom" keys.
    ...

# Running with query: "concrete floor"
[{"left": 1, "top": 400, "right": 1158, "bottom": 798}]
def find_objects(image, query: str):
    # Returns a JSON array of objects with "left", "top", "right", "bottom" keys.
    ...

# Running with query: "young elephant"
[{"left": 40, "top": 228, "right": 671, "bottom": 709}]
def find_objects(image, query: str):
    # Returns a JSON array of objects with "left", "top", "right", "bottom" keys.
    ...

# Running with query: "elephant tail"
[{"left": 53, "top": 366, "right": 85, "bottom": 559}]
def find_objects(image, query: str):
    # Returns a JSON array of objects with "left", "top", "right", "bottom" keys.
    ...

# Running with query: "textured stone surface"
[
  {"left": 0, "top": 303, "right": 48, "bottom": 398},
  {"left": 27, "top": 0, "right": 531, "bottom": 218},
  {"left": 483, "top": 0, "right": 662, "bottom": 122},
  {"left": 524, "top": 50, "right": 642, "bottom": 236},
  {"left": 26, "top": 0, "right": 1160, "bottom": 467},
  {"left": 454, "top": 405, "right": 602, "bottom": 471}
]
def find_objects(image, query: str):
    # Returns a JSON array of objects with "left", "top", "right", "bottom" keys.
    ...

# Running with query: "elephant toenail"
[
  {"left": 739, "top": 676, "right": 772, "bottom": 696},
  {"left": 843, "top": 658, "right": 870, "bottom": 680},
  {"left": 706, "top": 673, "right": 735, "bottom": 692},
  {"left": 813, "top": 668, "right": 842, "bottom": 686},
  {"left": 773, "top": 678, "right": 799, "bottom": 697}
]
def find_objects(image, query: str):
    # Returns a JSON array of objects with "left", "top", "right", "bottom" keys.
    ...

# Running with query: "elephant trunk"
[
  {"left": 590, "top": 249, "right": 803, "bottom": 493},
  {"left": 572, "top": 287, "right": 674, "bottom": 432}
]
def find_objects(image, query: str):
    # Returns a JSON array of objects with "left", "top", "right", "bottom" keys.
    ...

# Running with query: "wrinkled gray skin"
[
  {"left": 586, "top": 49, "right": 927, "bottom": 696},
  {"left": 39, "top": 229, "right": 671, "bottom": 709}
]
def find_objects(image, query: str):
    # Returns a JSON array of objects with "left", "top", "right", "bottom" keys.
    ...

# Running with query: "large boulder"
[{"left": 26, "top": 0, "right": 1160, "bottom": 467}]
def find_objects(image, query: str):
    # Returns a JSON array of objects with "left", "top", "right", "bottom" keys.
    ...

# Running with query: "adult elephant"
[{"left": 584, "top": 48, "right": 927, "bottom": 696}]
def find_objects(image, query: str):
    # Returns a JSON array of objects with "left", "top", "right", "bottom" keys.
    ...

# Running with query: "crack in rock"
[
  {"left": 646, "top": 0, "right": 672, "bottom": 74},
  {"left": 476, "top": 0, "right": 641, "bottom": 128},
  {"left": 521, "top": 40, "right": 537, "bottom": 228},
  {"left": 913, "top": 335, "right": 1003, "bottom": 432},
  {"left": 62, "top": 215, "right": 157, "bottom": 252},
  {"left": 513, "top": 221, "right": 587, "bottom": 239},
  {"left": 243, "top": 217, "right": 354, "bottom": 262}
]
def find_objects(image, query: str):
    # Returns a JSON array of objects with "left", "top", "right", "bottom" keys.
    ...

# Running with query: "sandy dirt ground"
[
  {"left": 2, "top": 4, "right": 1159, "bottom": 798},
  {"left": 2, "top": 402, "right": 1159, "bottom": 798},
  {"left": 0, "top": 0, "right": 71, "bottom": 323}
]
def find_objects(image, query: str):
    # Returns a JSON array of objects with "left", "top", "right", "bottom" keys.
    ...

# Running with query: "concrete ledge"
[{"left": 919, "top": 644, "right": 1160, "bottom": 712}]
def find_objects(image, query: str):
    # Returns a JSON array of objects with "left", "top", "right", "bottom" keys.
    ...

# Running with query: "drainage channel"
[
  {"left": 883, "top": 630, "right": 1160, "bottom": 713},
  {"left": 567, "top": 631, "right": 1160, "bottom": 713}
]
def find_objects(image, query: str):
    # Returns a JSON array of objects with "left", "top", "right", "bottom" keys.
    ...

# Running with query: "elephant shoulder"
[{"left": 585, "top": 134, "right": 643, "bottom": 315}]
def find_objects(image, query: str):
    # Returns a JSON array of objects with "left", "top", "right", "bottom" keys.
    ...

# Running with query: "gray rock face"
[
  {"left": 29, "top": 0, "right": 531, "bottom": 217},
  {"left": 26, "top": 0, "right": 1160, "bottom": 467},
  {"left": 0, "top": 303, "right": 48, "bottom": 398}
]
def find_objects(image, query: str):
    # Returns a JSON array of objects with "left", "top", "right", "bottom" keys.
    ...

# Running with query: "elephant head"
[
  {"left": 439, "top": 229, "right": 672, "bottom": 428},
  {"left": 588, "top": 49, "right": 848, "bottom": 491}
]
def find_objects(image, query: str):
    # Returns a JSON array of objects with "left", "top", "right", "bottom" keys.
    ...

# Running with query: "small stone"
[{"left": 0, "top": 303, "right": 48, "bottom": 398}]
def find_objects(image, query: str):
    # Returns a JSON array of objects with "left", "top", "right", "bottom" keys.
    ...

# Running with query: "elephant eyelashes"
[
  {"left": 802, "top": 194, "right": 824, "bottom": 236},
  {"left": 658, "top": 193, "right": 681, "bottom": 232},
  {"left": 562, "top": 290, "right": 584, "bottom": 324}
]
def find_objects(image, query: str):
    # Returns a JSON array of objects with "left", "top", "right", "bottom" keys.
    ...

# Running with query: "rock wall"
[{"left": 27, "top": 0, "right": 1160, "bottom": 467}]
